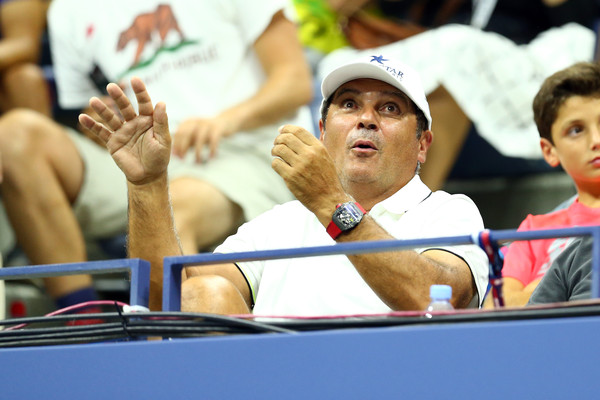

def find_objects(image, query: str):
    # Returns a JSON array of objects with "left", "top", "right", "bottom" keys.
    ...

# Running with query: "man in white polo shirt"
[{"left": 81, "top": 54, "right": 489, "bottom": 316}]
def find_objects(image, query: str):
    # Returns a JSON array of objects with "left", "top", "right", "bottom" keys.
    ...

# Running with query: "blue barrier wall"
[{"left": 2, "top": 313, "right": 599, "bottom": 399}]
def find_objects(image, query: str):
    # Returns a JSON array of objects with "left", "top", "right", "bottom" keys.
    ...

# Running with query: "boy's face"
[{"left": 541, "top": 95, "right": 600, "bottom": 186}]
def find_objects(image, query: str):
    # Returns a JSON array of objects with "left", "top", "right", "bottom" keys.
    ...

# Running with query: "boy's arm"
[
  {"left": 499, "top": 217, "right": 539, "bottom": 307},
  {"left": 484, "top": 277, "right": 542, "bottom": 308},
  {"left": 492, "top": 246, "right": 538, "bottom": 308}
]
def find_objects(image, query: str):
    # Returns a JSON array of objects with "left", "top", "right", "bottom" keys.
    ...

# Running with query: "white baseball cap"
[{"left": 320, "top": 54, "right": 432, "bottom": 129}]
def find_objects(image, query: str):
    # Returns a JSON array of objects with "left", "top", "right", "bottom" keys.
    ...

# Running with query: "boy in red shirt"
[{"left": 501, "top": 62, "right": 600, "bottom": 307}]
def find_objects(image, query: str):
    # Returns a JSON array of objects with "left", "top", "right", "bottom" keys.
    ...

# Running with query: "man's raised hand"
[
  {"left": 271, "top": 125, "right": 346, "bottom": 214},
  {"left": 78, "top": 77, "right": 171, "bottom": 185}
]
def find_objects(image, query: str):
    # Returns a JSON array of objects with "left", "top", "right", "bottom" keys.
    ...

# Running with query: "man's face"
[
  {"left": 319, "top": 78, "right": 431, "bottom": 194},
  {"left": 542, "top": 95, "right": 600, "bottom": 188}
]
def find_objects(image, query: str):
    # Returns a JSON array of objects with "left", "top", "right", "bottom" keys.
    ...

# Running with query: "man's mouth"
[{"left": 352, "top": 140, "right": 378, "bottom": 150}]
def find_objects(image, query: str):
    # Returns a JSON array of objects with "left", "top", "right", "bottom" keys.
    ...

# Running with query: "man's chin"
[{"left": 342, "top": 169, "right": 377, "bottom": 184}]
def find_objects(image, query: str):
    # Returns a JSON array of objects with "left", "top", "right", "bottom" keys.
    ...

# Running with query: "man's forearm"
[
  {"left": 127, "top": 173, "right": 182, "bottom": 310},
  {"left": 339, "top": 216, "right": 476, "bottom": 310}
]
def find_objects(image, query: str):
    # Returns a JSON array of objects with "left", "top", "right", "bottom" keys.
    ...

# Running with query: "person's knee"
[
  {"left": 170, "top": 178, "right": 203, "bottom": 218},
  {"left": 181, "top": 275, "right": 248, "bottom": 314},
  {"left": 0, "top": 108, "right": 50, "bottom": 153},
  {"left": 170, "top": 178, "right": 243, "bottom": 248},
  {"left": 3, "top": 63, "right": 47, "bottom": 89},
  {"left": 0, "top": 109, "right": 73, "bottom": 187}
]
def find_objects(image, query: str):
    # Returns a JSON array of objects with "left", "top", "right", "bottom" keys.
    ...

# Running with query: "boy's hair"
[{"left": 533, "top": 62, "right": 600, "bottom": 143}]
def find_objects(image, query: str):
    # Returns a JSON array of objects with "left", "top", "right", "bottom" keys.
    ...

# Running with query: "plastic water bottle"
[{"left": 425, "top": 284, "right": 454, "bottom": 318}]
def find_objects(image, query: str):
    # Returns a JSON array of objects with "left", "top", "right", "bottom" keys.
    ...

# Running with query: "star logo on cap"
[{"left": 370, "top": 55, "right": 388, "bottom": 64}]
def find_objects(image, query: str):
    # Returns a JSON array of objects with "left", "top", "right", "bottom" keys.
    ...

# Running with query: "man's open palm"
[{"left": 78, "top": 77, "right": 171, "bottom": 185}]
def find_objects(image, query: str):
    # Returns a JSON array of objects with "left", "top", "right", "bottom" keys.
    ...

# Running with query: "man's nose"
[{"left": 357, "top": 106, "right": 379, "bottom": 130}]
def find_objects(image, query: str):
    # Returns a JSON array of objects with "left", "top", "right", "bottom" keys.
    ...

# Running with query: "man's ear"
[
  {"left": 417, "top": 130, "right": 433, "bottom": 164},
  {"left": 540, "top": 138, "right": 561, "bottom": 167},
  {"left": 319, "top": 119, "right": 325, "bottom": 141}
]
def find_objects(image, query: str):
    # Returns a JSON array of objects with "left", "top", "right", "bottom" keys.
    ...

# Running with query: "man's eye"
[
  {"left": 343, "top": 100, "right": 355, "bottom": 108},
  {"left": 383, "top": 104, "right": 399, "bottom": 113}
]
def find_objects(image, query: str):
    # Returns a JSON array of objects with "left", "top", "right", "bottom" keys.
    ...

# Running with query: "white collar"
[{"left": 371, "top": 175, "right": 433, "bottom": 216}]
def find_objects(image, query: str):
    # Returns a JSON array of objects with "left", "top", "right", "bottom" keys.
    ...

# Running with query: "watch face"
[{"left": 333, "top": 203, "right": 364, "bottom": 231}]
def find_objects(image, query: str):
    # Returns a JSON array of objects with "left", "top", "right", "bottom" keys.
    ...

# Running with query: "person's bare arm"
[
  {"left": 237, "top": 10, "right": 313, "bottom": 134},
  {"left": 0, "top": 0, "right": 46, "bottom": 70},
  {"left": 340, "top": 225, "right": 475, "bottom": 310},
  {"left": 79, "top": 78, "right": 250, "bottom": 310},
  {"left": 498, "top": 277, "right": 542, "bottom": 308},
  {"left": 172, "top": 10, "right": 313, "bottom": 161},
  {"left": 79, "top": 78, "right": 179, "bottom": 310}
]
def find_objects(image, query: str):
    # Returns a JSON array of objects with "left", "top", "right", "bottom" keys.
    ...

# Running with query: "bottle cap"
[{"left": 430, "top": 284, "right": 452, "bottom": 300}]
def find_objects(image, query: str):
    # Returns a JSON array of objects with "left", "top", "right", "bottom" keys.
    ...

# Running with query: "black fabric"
[
  {"left": 379, "top": 0, "right": 600, "bottom": 44},
  {"left": 485, "top": 0, "right": 599, "bottom": 44},
  {"left": 378, "top": 0, "right": 471, "bottom": 27},
  {"left": 448, "top": 126, "right": 557, "bottom": 180}
]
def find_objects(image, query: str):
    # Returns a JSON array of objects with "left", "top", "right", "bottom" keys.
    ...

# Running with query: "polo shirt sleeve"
[{"left": 213, "top": 206, "right": 283, "bottom": 304}]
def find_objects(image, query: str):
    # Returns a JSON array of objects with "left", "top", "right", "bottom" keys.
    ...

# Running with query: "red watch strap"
[
  {"left": 354, "top": 202, "right": 367, "bottom": 213},
  {"left": 326, "top": 202, "right": 366, "bottom": 239},
  {"left": 326, "top": 219, "right": 343, "bottom": 239}
]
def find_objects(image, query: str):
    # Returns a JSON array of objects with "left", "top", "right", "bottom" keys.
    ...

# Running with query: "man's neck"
[{"left": 345, "top": 178, "right": 412, "bottom": 212}]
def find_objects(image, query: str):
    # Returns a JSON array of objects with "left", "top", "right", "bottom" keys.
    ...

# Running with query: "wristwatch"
[{"left": 326, "top": 202, "right": 366, "bottom": 239}]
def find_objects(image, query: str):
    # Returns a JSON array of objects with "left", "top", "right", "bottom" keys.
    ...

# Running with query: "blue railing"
[
  {"left": 0, "top": 258, "right": 150, "bottom": 307},
  {"left": 1, "top": 227, "right": 597, "bottom": 311},
  {"left": 162, "top": 226, "right": 600, "bottom": 311}
]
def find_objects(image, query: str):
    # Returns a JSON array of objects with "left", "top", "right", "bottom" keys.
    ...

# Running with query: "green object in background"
[{"left": 292, "top": 0, "right": 349, "bottom": 54}]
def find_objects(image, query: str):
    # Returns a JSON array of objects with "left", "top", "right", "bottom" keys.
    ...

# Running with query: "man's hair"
[
  {"left": 320, "top": 92, "right": 429, "bottom": 139},
  {"left": 533, "top": 62, "right": 600, "bottom": 143}
]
